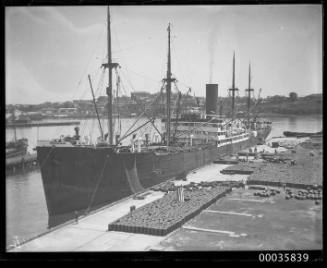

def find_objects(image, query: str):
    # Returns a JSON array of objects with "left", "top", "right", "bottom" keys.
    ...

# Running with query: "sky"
[{"left": 5, "top": 5, "right": 322, "bottom": 104}]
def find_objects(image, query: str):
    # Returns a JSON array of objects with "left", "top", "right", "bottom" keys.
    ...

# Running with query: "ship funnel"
[{"left": 206, "top": 84, "right": 218, "bottom": 119}]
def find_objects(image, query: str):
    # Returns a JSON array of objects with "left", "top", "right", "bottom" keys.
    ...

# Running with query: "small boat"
[
  {"left": 11, "top": 114, "right": 32, "bottom": 124},
  {"left": 6, "top": 120, "right": 28, "bottom": 158},
  {"left": 283, "top": 131, "right": 322, "bottom": 138},
  {"left": 6, "top": 138, "right": 28, "bottom": 158}
]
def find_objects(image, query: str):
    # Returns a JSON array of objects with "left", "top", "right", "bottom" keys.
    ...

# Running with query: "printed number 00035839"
[{"left": 258, "top": 253, "right": 309, "bottom": 262}]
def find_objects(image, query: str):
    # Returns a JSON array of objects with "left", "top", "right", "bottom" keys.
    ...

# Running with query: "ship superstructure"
[{"left": 163, "top": 55, "right": 270, "bottom": 148}]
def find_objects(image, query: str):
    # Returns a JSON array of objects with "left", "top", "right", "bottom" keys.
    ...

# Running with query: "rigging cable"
[
  {"left": 52, "top": 23, "right": 106, "bottom": 138},
  {"left": 36, "top": 21, "right": 107, "bottom": 170},
  {"left": 117, "top": 81, "right": 166, "bottom": 144},
  {"left": 79, "top": 68, "right": 106, "bottom": 140}
]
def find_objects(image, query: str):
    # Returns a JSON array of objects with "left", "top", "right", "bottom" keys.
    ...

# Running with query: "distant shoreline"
[
  {"left": 6, "top": 120, "right": 81, "bottom": 129},
  {"left": 53, "top": 113, "right": 323, "bottom": 119},
  {"left": 259, "top": 112, "right": 323, "bottom": 118},
  {"left": 6, "top": 113, "right": 322, "bottom": 125},
  {"left": 46, "top": 113, "right": 323, "bottom": 120}
]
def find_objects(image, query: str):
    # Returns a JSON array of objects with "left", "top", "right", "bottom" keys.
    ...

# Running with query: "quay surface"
[
  {"left": 247, "top": 136, "right": 322, "bottom": 188},
  {"left": 8, "top": 137, "right": 322, "bottom": 251},
  {"left": 152, "top": 187, "right": 322, "bottom": 250}
]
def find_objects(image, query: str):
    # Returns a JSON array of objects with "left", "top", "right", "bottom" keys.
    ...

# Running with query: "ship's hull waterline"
[{"left": 37, "top": 128, "right": 270, "bottom": 227}]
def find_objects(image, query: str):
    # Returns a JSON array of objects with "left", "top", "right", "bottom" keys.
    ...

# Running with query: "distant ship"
[
  {"left": 6, "top": 113, "right": 32, "bottom": 124},
  {"left": 283, "top": 131, "right": 322, "bottom": 138},
  {"left": 6, "top": 138, "right": 28, "bottom": 158},
  {"left": 6, "top": 119, "right": 28, "bottom": 159},
  {"left": 36, "top": 7, "right": 271, "bottom": 227}
]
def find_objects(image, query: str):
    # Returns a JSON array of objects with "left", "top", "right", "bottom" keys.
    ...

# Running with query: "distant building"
[
  {"left": 116, "top": 96, "right": 133, "bottom": 106},
  {"left": 73, "top": 99, "right": 93, "bottom": 107},
  {"left": 25, "top": 111, "right": 43, "bottom": 120},
  {"left": 5, "top": 113, "right": 12, "bottom": 121},
  {"left": 97, "top": 106, "right": 106, "bottom": 115},
  {"left": 8, "top": 109, "right": 24, "bottom": 118},
  {"left": 58, "top": 107, "right": 78, "bottom": 115},
  {"left": 96, "top": 96, "right": 107, "bottom": 106},
  {"left": 187, "top": 107, "right": 201, "bottom": 114},
  {"left": 131, "top": 91, "right": 151, "bottom": 102},
  {"left": 41, "top": 108, "right": 57, "bottom": 116}
]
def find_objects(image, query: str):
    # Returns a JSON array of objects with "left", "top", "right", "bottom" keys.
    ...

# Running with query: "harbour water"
[{"left": 5, "top": 115, "right": 322, "bottom": 247}]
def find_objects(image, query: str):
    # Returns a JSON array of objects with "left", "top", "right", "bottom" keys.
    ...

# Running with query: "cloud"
[
  {"left": 8, "top": 7, "right": 103, "bottom": 35},
  {"left": 6, "top": 60, "right": 66, "bottom": 104},
  {"left": 5, "top": 5, "right": 322, "bottom": 103},
  {"left": 6, "top": 7, "right": 106, "bottom": 103}
]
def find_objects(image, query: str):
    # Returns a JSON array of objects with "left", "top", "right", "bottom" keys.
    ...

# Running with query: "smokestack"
[{"left": 206, "top": 84, "right": 218, "bottom": 119}]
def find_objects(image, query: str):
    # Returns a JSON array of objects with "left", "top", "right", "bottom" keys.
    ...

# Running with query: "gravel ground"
[
  {"left": 248, "top": 138, "right": 322, "bottom": 186},
  {"left": 153, "top": 187, "right": 322, "bottom": 251}
]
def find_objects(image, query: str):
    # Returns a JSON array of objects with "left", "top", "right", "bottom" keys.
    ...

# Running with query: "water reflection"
[{"left": 288, "top": 116, "right": 297, "bottom": 131}]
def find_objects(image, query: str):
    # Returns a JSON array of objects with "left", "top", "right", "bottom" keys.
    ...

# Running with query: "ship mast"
[
  {"left": 102, "top": 7, "right": 119, "bottom": 145},
  {"left": 165, "top": 23, "right": 175, "bottom": 148},
  {"left": 229, "top": 51, "right": 238, "bottom": 122},
  {"left": 246, "top": 62, "right": 254, "bottom": 129},
  {"left": 107, "top": 7, "right": 113, "bottom": 145}
]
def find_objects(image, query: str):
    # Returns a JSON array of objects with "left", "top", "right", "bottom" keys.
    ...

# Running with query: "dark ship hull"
[{"left": 37, "top": 127, "right": 270, "bottom": 227}]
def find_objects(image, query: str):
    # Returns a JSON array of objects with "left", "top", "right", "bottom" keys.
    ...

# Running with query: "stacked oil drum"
[{"left": 108, "top": 185, "right": 232, "bottom": 236}]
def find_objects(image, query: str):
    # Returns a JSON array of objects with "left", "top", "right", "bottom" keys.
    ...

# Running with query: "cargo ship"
[{"left": 36, "top": 7, "right": 271, "bottom": 227}]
